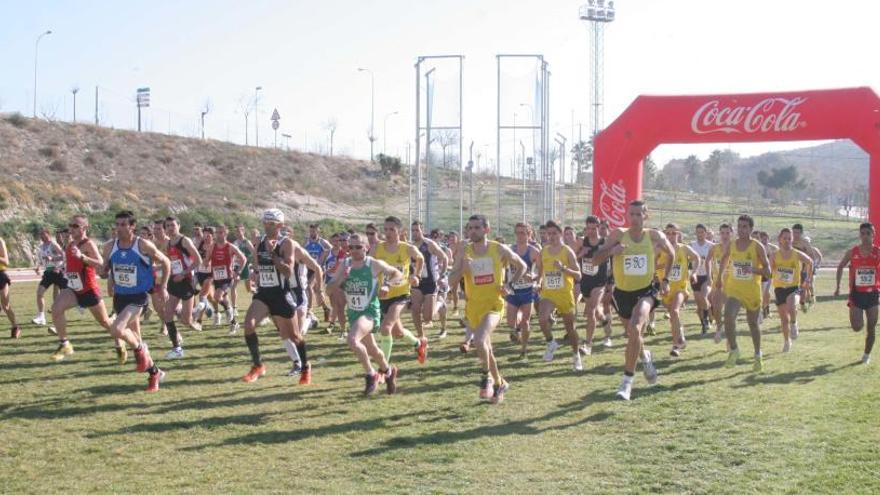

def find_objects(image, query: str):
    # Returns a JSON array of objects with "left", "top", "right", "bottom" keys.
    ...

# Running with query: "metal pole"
[
  {"left": 521, "top": 139, "right": 526, "bottom": 222},
  {"left": 94, "top": 86, "right": 99, "bottom": 125},
  {"left": 414, "top": 61, "right": 422, "bottom": 223},
  {"left": 255, "top": 86, "right": 262, "bottom": 147},
  {"left": 496, "top": 56, "right": 502, "bottom": 230},
  {"left": 370, "top": 71, "right": 375, "bottom": 161},
  {"left": 425, "top": 68, "right": 435, "bottom": 230},
  {"left": 33, "top": 30, "right": 51, "bottom": 118},
  {"left": 459, "top": 56, "right": 464, "bottom": 236}
]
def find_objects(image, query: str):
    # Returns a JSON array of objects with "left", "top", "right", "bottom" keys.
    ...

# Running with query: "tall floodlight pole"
[
  {"left": 383, "top": 111, "right": 398, "bottom": 155},
  {"left": 579, "top": 0, "right": 615, "bottom": 138},
  {"left": 33, "top": 30, "right": 52, "bottom": 117},
  {"left": 254, "top": 86, "right": 262, "bottom": 146},
  {"left": 424, "top": 68, "right": 436, "bottom": 229},
  {"left": 357, "top": 67, "right": 375, "bottom": 161}
]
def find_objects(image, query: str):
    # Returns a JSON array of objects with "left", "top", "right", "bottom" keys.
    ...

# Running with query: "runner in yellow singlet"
[
  {"left": 661, "top": 224, "right": 700, "bottom": 358},
  {"left": 707, "top": 223, "right": 732, "bottom": 344},
  {"left": 535, "top": 220, "right": 582, "bottom": 370},
  {"left": 717, "top": 215, "right": 771, "bottom": 372},
  {"left": 592, "top": 200, "right": 675, "bottom": 401},
  {"left": 771, "top": 228, "right": 813, "bottom": 353},
  {"left": 448, "top": 214, "right": 526, "bottom": 405},
  {"left": 370, "top": 216, "right": 427, "bottom": 365}
]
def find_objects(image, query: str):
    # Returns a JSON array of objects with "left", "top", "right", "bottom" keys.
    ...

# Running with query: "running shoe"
[
  {"left": 725, "top": 349, "right": 740, "bottom": 368},
  {"left": 385, "top": 366, "right": 398, "bottom": 394},
  {"left": 790, "top": 322, "right": 799, "bottom": 340},
  {"left": 32, "top": 314, "right": 46, "bottom": 326},
  {"left": 416, "top": 337, "right": 428, "bottom": 364},
  {"left": 364, "top": 373, "right": 378, "bottom": 395},
  {"left": 134, "top": 343, "right": 153, "bottom": 372},
  {"left": 543, "top": 340, "right": 560, "bottom": 361},
  {"left": 116, "top": 346, "right": 128, "bottom": 366},
  {"left": 47, "top": 326, "right": 57, "bottom": 336},
  {"left": 459, "top": 340, "right": 471, "bottom": 354},
  {"left": 602, "top": 337, "right": 613, "bottom": 348},
  {"left": 241, "top": 363, "right": 267, "bottom": 383},
  {"left": 326, "top": 322, "right": 336, "bottom": 335},
  {"left": 753, "top": 355, "right": 764, "bottom": 373},
  {"left": 146, "top": 369, "right": 166, "bottom": 392},
  {"left": 862, "top": 353, "right": 871, "bottom": 365},
  {"left": 299, "top": 366, "right": 312, "bottom": 385},
  {"left": 670, "top": 346, "right": 681, "bottom": 358},
  {"left": 479, "top": 375, "right": 495, "bottom": 400},
  {"left": 641, "top": 350, "right": 658, "bottom": 385},
  {"left": 437, "top": 328, "right": 448, "bottom": 339},
  {"left": 782, "top": 340, "right": 792, "bottom": 353},
  {"left": 11, "top": 326, "right": 21, "bottom": 339},
  {"left": 491, "top": 381, "right": 509, "bottom": 405},
  {"left": 573, "top": 353, "right": 584, "bottom": 371},
  {"left": 227, "top": 320, "right": 240, "bottom": 336},
  {"left": 51, "top": 341, "right": 74, "bottom": 362},
  {"left": 165, "top": 347, "right": 185, "bottom": 360},
  {"left": 286, "top": 362, "right": 302, "bottom": 376},
  {"left": 191, "top": 322, "right": 203, "bottom": 332},
  {"left": 616, "top": 378, "right": 633, "bottom": 401},
  {"left": 578, "top": 343, "right": 592, "bottom": 356}
]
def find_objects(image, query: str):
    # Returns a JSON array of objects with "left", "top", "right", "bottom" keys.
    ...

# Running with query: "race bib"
[
  {"left": 171, "top": 259, "right": 184, "bottom": 276},
  {"left": 544, "top": 271, "right": 563, "bottom": 290},
  {"left": 65, "top": 272, "right": 83, "bottom": 291},
  {"left": 581, "top": 258, "right": 598, "bottom": 276},
  {"left": 390, "top": 266, "right": 408, "bottom": 287},
  {"left": 345, "top": 286, "right": 368, "bottom": 311},
  {"left": 113, "top": 264, "right": 137, "bottom": 288},
  {"left": 197, "top": 264, "right": 211, "bottom": 274},
  {"left": 856, "top": 267, "right": 876, "bottom": 287},
  {"left": 470, "top": 257, "right": 495, "bottom": 285},
  {"left": 511, "top": 274, "right": 534, "bottom": 290},
  {"left": 696, "top": 258, "right": 708, "bottom": 276},
  {"left": 213, "top": 265, "right": 229, "bottom": 280},
  {"left": 732, "top": 261, "right": 753, "bottom": 281},
  {"left": 669, "top": 264, "right": 682, "bottom": 282},
  {"left": 777, "top": 267, "right": 795, "bottom": 284},
  {"left": 258, "top": 266, "right": 280, "bottom": 287},
  {"left": 623, "top": 254, "right": 648, "bottom": 276}
]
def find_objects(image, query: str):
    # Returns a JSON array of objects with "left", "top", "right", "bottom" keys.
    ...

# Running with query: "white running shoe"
[
  {"left": 573, "top": 353, "right": 584, "bottom": 371},
  {"left": 791, "top": 322, "right": 799, "bottom": 340},
  {"left": 714, "top": 325, "right": 723, "bottom": 344},
  {"left": 602, "top": 337, "right": 613, "bottom": 348},
  {"left": 782, "top": 339, "right": 792, "bottom": 353},
  {"left": 259, "top": 317, "right": 271, "bottom": 326},
  {"left": 616, "top": 377, "right": 633, "bottom": 401},
  {"left": 579, "top": 343, "right": 592, "bottom": 356},
  {"left": 543, "top": 340, "right": 560, "bottom": 361},
  {"left": 641, "top": 350, "right": 658, "bottom": 385},
  {"left": 213, "top": 311, "right": 222, "bottom": 326},
  {"left": 863, "top": 353, "right": 871, "bottom": 365},
  {"left": 32, "top": 314, "right": 46, "bottom": 326},
  {"left": 165, "top": 347, "right": 185, "bottom": 359},
  {"left": 228, "top": 321, "right": 240, "bottom": 336}
]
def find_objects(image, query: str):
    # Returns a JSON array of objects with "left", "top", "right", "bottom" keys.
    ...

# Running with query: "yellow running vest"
[
  {"left": 374, "top": 241, "right": 413, "bottom": 300},
  {"left": 612, "top": 229, "right": 655, "bottom": 291},
  {"left": 667, "top": 244, "right": 690, "bottom": 293},
  {"left": 541, "top": 246, "right": 576, "bottom": 314},
  {"left": 726, "top": 239, "right": 762, "bottom": 300},
  {"left": 772, "top": 250, "right": 801, "bottom": 289}
]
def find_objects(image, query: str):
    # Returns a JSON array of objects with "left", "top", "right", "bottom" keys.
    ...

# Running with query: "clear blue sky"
[{"left": 2, "top": 0, "right": 878, "bottom": 169}]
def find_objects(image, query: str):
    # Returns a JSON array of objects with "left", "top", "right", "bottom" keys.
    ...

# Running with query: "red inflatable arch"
[{"left": 592, "top": 87, "right": 880, "bottom": 228}]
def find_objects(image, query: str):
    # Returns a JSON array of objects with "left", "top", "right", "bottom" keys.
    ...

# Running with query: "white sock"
[
  {"left": 622, "top": 374, "right": 634, "bottom": 384},
  {"left": 283, "top": 339, "right": 300, "bottom": 364},
  {"left": 464, "top": 329, "right": 473, "bottom": 342},
  {"left": 303, "top": 316, "right": 313, "bottom": 334},
  {"left": 37, "top": 312, "right": 45, "bottom": 319}
]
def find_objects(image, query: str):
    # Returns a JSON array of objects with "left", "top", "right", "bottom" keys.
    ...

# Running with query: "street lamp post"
[
  {"left": 71, "top": 86, "right": 79, "bottom": 122},
  {"left": 33, "top": 30, "right": 52, "bottom": 117},
  {"left": 357, "top": 67, "right": 375, "bottom": 161},
  {"left": 383, "top": 110, "right": 398, "bottom": 156},
  {"left": 254, "top": 86, "right": 262, "bottom": 146}
]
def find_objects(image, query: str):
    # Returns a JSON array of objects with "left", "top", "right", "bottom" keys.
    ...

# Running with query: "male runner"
[
  {"left": 707, "top": 223, "right": 732, "bottom": 343},
  {"left": 208, "top": 225, "right": 247, "bottom": 334},
  {"left": 717, "top": 215, "right": 771, "bottom": 371},
  {"left": 370, "top": 216, "right": 427, "bottom": 365},
  {"left": 536, "top": 221, "right": 582, "bottom": 370},
  {"left": 329, "top": 232, "right": 401, "bottom": 394},
  {"left": 161, "top": 217, "right": 203, "bottom": 359},
  {"left": 0, "top": 237, "right": 21, "bottom": 338},
  {"left": 771, "top": 228, "right": 812, "bottom": 352},
  {"left": 661, "top": 224, "right": 700, "bottom": 357},
  {"left": 792, "top": 223, "right": 823, "bottom": 311},
  {"left": 690, "top": 223, "right": 714, "bottom": 334},
  {"left": 410, "top": 221, "right": 448, "bottom": 341},
  {"left": 431, "top": 229, "right": 454, "bottom": 339},
  {"left": 104, "top": 210, "right": 170, "bottom": 392},
  {"left": 231, "top": 225, "right": 256, "bottom": 313},
  {"left": 193, "top": 227, "right": 216, "bottom": 323},
  {"left": 578, "top": 215, "right": 613, "bottom": 355},
  {"left": 592, "top": 200, "right": 673, "bottom": 401},
  {"left": 505, "top": 223, "right": 540, "bottom": 355},
  {"left": 834, "top": 222, "right": 880, "bottom": 364},
  {"left": 49, "top": 215, "right": 116, "bottom": 361},
  {"left": 32, "top": 227, "right": 66, "bottom": 328},
  {"left": 240, "top": 209, "right": 315, "bottom": 385},
  {"left": 449, "top": 214, "right": 526, "bottom": 404},
  {"left": 147, "top": 219, "right": 169, "bottom": 334},
  {"left": 304, "top": 223, "right": 332, "bottom": 327}
]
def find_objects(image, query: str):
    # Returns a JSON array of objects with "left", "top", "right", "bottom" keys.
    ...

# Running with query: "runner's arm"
[
  {"left": 591, "top": 229, "right": 625, "bottom": 266},
  {"left": 78, "top": 240, "right": 104, "bottom": 268},
  {"left": 796, "top": 251, "right": 814, "bottom": 286},
  {"left": 408, "top": 244, "right": 425, "bottom": 283},
  {"left": 755, "top": 242, "right": 771, "bottom": 279},
  {"left": 0, "top": 240, "right": 8, "bottom": 267},
  {"left": 271, "top": 238, "right": 295, "bottom": 278},
  {"left": 564, "top": 246, "right": 582, "bottom": 282},
  {"left": 835, "top": 250, "right": 851, "bottom": 296},
  {"left": 428, "top": 239, "right": 448, "bottom": 275},
  {"left": 499, "top": 244, "right": 527, "bottom": 287},
  {"left": 295, "top": 244, "right": 324, "bottom": 291},
  {"left": 373, "top": 259, "right": 403, "bottom": 285},
  {"left": 229, "top": 244, "right": 248, "bottom": 276},
  {"left": 446, "top": 243, "right": 468, "bottom": 290},
  {"left": 717, "top": 244, "right": 732, "bottom": 287},
  {"left": 326, "top": 260, "right": 349, "bottom": 291},
  {"left": 653, "top": 230, "right": 676, "bottom": 279},
  {"left": 182, "top": 237, "right": 203, "bottom": 274},
  {"left": 139, "top": 238, "right": 171, "bottom": 288}
]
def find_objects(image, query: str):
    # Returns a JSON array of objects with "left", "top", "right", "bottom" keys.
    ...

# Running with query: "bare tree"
[
  {"left": 200, "top": 99, "right": 212, "bottom": 140},
  {"left": 40, "top": 101, "right": 59, "bottom": 122},
  {"left": 325, "top": 118, "right": 338, "bottom": 156},
  {"left": 236, "top": 94, "right": 252, "bottom": 145},
  {"left": 436, "top": 130, "right": 459, "bottom": 168}
]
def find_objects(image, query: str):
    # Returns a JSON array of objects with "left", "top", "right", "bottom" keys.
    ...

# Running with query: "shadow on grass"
[
  {"left": 731, "top": 362, "right": 859, "bottom": 388},
  {"left": 85, "top": 412, "right": 278, "bottom": 438}
]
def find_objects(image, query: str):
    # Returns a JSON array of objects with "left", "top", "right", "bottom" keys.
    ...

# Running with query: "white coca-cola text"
[
  {"left": 598, "top": 179, "right": 627, "bottom": 228},
  {"left": 690, "top": 97, "right": 807, "bottom": 135}
]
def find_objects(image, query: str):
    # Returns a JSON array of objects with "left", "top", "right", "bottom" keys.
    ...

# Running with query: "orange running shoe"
[
  {"left": 134, "top": 343, "right": 153, "bottom": 373},
  {"left": 416, "top": 337, "right": 428, "bottom": 364},
  {"left": 146, "top": 369, "right": 166, "bottom": 392},
  {"left": 242, "top": 364, "right": 267, "bottom": 383},
  {"left": 299, "top": 366, "right": 312, "bottom": 385}
]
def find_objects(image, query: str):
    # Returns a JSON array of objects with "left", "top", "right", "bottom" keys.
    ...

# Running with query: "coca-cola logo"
[
  {"left": 691, "top": 97, "right": 807, "bottom": 135},
  {"left": 598, "top": 179, "right": 627, "bottom": 228}
]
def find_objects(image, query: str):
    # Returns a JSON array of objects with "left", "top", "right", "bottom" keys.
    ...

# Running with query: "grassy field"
[{"left": 1, "top": 277, "right": 878, "bottom": 494}]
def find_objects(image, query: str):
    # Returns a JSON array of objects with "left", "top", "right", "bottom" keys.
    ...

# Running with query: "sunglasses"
[
  {"left": 349, "top": 245, "right": 364, "bottom": 250},
  {"left": 68, "top": 224, "right": 84, "bottom": 229}
]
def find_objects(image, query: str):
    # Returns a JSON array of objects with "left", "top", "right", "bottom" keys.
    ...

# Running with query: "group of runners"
[{"left": 0, "top": 199, "right": 875, "bottom": 402}]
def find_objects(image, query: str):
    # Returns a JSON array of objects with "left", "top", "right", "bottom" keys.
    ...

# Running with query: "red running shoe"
[
  {"left": 364, "top": 372, "right": 378, "bottom": 395},
  {"left": 242, "top": 364, "right": 267, "bottom": 383},
  {"left": 479, "top": 375, "right": 495, "bottom": 400},
  {"left": 11, "top": 326, "right": 21, "bottom": 339},
  {"left": 416, "top": 337, "right": 428, "bottom": 364},
  {"left": 146, "top": 369, "right": 166, "bottom": 392},
  {"left": 134, "top": 343, "right": 153, "bottom": 373},
  {"left": 299, "top": 366, "right": 312, "bottom": 385},
  {"left": 385, "top": 366, "right": 399, "bottom": 394}
]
